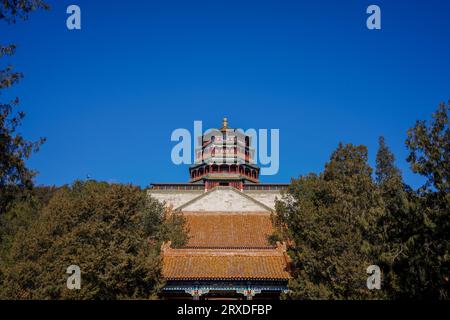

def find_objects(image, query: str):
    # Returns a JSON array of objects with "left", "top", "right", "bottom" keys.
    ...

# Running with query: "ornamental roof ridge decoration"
[
  {"left": 180, "top": 211, "right": 271, "bottom": 215},
  {"left": 161, "top": 241, "right": 289, "bottom": 255},
  {"left": 221, "top": 117, "right": 228, "bottom": 131}
]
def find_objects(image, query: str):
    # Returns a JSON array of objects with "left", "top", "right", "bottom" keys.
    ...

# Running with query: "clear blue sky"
[{"left": 2, "top": 0, "right": 449, "bottom": 188}]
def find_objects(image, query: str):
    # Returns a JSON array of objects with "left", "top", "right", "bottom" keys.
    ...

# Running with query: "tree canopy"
[
  {"left": 275, "top": 102, "right": 449, "bottom": 299},
  {"left": 0, "top": 181, "right": 186, "bottom": 299},
  {"left": 276, "top": 144, "right": 384, "bottom": 299}
]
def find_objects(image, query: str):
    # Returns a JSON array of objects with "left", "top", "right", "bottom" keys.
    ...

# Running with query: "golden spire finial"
[{"left": 222, "top": 117, "right": 228, "bottom": 130}]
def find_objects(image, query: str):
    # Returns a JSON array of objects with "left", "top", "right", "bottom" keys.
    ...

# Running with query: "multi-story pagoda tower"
[
  {"left": 189, "top": 118, "right": 260, "bottom": 191},
  {"left": 149, "top": 118, "right": 290, "bottom": 300}
]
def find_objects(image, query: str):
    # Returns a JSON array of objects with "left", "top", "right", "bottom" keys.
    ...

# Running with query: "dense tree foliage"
[
  {"left": 0, "top": 181, "right": 186, "bottom": 299},
  {"left": 275, "top": 102, "right": 449, "bottom": 300},
  {"left": 276, "top": 144, "right": 384, "bottom": 299},
  {"left": 0, "top": 0, "right": 48, "bottom": 291},
  {"left": 0, "top": 186, "right": 57, "bottom": 256},
  {"left": 374, "top": 137, "right": 413, "bottom": 298},
  {"left": 401, "top": 102, "right": 449, "bottom": 299}
]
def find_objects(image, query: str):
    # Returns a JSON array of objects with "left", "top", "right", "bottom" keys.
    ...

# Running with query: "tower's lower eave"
[
  {"left": 162, "top": 281, "right": 289, "bottom": 300},
  {"left": 162, "top": 244, "right": 291, "bottom": 280},
  {"left": 160, "top": 242, "right": 291, "bottom": 300}
]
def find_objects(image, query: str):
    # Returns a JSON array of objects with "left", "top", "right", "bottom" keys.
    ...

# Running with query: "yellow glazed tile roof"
[
  {"left": 183, "top": 212, "right": 273, "bottom": 248},
  {"left": 162, "top": 244, "right": 291, "bottom": 280}
]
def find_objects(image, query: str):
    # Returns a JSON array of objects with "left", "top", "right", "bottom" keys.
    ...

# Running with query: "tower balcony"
[{"left": 189, "top": 164, "right": 259, "bottom": 184}]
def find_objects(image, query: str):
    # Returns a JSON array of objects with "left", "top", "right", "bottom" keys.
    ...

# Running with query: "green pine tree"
[
  {"left": 276, "top": 143, "right": 385, "bottom": 299},
  {"left": 375, "top": 136, "right": 411, "bottom": 298},
  {"left": 402, "top": 101, "right": 450, "bottom": 299},
  {"left": 0, "top": 181, "right": 186, "bottom": 299}
]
